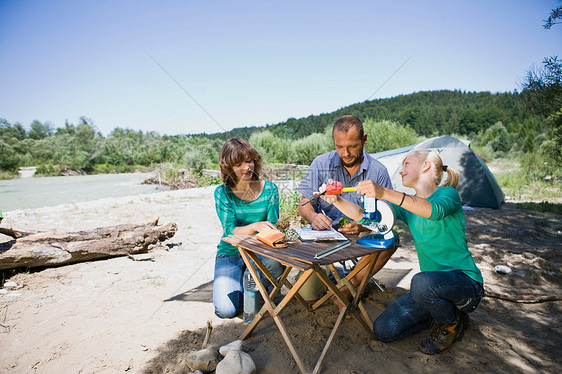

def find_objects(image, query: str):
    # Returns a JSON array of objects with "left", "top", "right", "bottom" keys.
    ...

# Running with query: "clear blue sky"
[{"left": 1, "top": 0, "right": 560, "bottom": 136}]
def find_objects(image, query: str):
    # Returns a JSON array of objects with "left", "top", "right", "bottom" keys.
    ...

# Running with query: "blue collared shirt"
[{"left": 297, "top": 150, "right": 392, "bottom": 225}]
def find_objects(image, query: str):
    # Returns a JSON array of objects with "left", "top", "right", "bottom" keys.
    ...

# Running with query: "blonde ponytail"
[{"left": 407, "top": 150, "right": 460, "bottom": 188}]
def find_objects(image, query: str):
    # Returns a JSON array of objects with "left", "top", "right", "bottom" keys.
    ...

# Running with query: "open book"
[{"left": 295, "top": 226, "right": 348, "bottom": 242}]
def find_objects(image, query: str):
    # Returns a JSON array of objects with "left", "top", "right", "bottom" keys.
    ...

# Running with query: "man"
[{"left": 297, "top": 115, "right": 396, "bottom": 278}]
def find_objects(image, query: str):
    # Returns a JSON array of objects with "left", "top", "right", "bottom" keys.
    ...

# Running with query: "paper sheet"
[{"left": 295, "top": 226, "right": 348, "bottom": 242}]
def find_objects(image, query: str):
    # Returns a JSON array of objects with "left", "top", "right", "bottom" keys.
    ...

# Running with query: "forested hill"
[{"left": 195, "top": 90, "right": 529, "bottom": 141}]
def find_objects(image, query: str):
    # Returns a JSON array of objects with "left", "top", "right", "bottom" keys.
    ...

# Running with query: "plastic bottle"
[
  {"left": 363, "top": 196, "right": 379, "bottom": 221},
  {"left": 243, "top": 270, "right": 262, "bottom": 323}
]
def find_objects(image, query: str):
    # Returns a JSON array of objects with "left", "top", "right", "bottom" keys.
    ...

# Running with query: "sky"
[{"left": 1, "top": 0, "right": 560, "bottom": 137}]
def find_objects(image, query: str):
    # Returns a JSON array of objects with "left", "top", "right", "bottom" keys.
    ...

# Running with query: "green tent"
[{"left": 371, "top": 136, "right": 504, "bottom": 208}]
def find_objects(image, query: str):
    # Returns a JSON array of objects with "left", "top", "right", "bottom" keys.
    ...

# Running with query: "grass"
[
  {"left": 515, "top": 201, "right": 562, "bottom": 215},
  {"left": 0, "top": 170, "right": 17, "bottom": 180},
  {"left": 489, "top": 157, "right": 561, "bottom": 214},
  {"left": 279, "top": 189, "right": 306, "bottom": 227}
]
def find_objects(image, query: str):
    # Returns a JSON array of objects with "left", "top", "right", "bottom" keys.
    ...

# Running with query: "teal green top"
[
  {"left": 214, "top": 180, "right": 280, "bottom": 256},
  {"left": 391, "top": 186, "right": 483, "bottom": 284}
]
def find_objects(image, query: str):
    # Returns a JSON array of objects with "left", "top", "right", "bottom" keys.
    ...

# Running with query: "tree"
[
  {"left": 521, "top": 56, "right": 562, "bottom": 116},
  {"left": 363, "top": 118, "right": 418, "bottom": 153},
  {"left": 481, "top": 122, "right": 511, "bottom": 154},
  {"left": 520, "top": 4, "right": 562, "bottom": 170},
  {"left": 28, "top": 120, "right": 54, "bottom": 140},
  {"left": 540, "top": 109, "right": 562, "bottom": 167},
  {"left": 0, "top": 119, "right": 26, "bottom": 142},
  {"left": 544, "top": 3, "right": 562, "bottom": 29},
  {"left": 0, "top": 140, "right": 18, "bottom": 170}
]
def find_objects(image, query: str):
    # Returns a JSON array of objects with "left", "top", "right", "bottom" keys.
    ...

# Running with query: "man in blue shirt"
[
  {"left": 297, "top": 115, "right": 396, "bottom": 280},
  {"left": 298, "top": 115, "right": 393, "bottom": 232}
]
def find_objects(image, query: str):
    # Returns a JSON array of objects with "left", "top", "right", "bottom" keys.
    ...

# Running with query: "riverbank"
[
  {"left": 1, "top": 188, "right": 561, "bottom": 373},
  {"left": 0, "top": 172, "right": 166, "bottom": 212}
]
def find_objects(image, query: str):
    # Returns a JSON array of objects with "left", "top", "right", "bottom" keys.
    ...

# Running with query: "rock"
[
  {"left": 522, "top": 251, "right": 535, "bottom": 259},
  {"left": 494, "top": 265, "right": 511, "bottom": 274},
  {"left": 219, "top": 340, "right": 244, "bottom": 356},
  {"left": 3, "top": 281, "right": 18, "bottom": 290},
  {"left": 184, "top": 348, "right": 219, "bottom": 372},
  {"left": 163, "top": 363, "right": 190, "bottom": 374},
  {"left": 0, "top": 289, "right": 7, "bottom": 295},
  {"left": 474, "top": 243, "right": 490, "bottom": 249},
  {"left": 215, "top": 350, "right": 256, "bottom": 374}
]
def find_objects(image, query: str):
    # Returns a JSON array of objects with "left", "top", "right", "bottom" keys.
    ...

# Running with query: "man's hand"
[
  {"left": 338, "top": 221, "right": 363, "bottom": 236},
  {"left": 311, "top": 212, "right": 332, "bottom": 231}
]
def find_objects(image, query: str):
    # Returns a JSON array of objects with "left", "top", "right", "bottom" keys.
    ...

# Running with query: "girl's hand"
[
  {"left": 313, "top": 181, "right": 340, "bottom": 205},
  {"left": 355, "top": 180, "right": 384, "bottom": 199}
]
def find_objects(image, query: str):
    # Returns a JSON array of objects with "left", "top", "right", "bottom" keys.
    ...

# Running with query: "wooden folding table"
[{"left": 222, "top": 235, "right": 395, "bottom": 374}]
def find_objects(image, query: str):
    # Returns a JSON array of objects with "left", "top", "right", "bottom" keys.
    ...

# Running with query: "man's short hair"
[{"left": 332, "top": 115, "right": 364, "bottom": 139}]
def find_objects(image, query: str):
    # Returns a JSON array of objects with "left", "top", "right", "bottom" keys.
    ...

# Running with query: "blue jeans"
[
  {"left": 213, "top": 253, "right": 285, "bottom": 319},
  {"left": 373, "top": 271, "right": 484, "bottom": 342}
]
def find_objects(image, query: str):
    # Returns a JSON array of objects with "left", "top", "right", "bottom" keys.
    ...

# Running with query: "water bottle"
[
  {"left": 363, "top": 196, "right": 379, "bottom": 221},
  {"left": 243, "top": 270, "right": 262, "bottom": 323}
]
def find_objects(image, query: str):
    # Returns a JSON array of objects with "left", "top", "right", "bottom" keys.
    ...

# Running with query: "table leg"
[
  {"left": 310, "top": 261, "right": 377, "bottom": 373},
  {"left": 313, "top": 305, "right": 348, "bottom": 374},
  {"left": 245, "top": 251, "right": 313, "bottom": 312},
  {"left": 238, "top": 247, "right": 310, "bottom": 374},
  {"left": 239, "top": 265, "right": 292, "bottom": 340}
]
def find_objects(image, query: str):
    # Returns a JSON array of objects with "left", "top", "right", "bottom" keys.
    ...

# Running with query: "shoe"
[
  {"left": 458, "top": 310, "right": 470, "bottom": 329},
  {"left": 419, "top": 311, "right": 468, "bottom": 355}
]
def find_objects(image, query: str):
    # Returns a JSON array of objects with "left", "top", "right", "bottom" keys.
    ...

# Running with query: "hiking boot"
[
  {"left": 419, "top": 311, "right": 468, "bottom": 355},
  {"left": 458, "top": 310, "right": 470, "bottom": 329}
]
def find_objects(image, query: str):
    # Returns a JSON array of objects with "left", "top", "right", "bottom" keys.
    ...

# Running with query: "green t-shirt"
[
  {"left": 214, "top": 180, "right": 280, "bottom": 256},
  {"left": 392, "top": 186, "right": 483, "bottom": 284}
]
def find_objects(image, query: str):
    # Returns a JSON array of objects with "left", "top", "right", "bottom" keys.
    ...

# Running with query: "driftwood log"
[{"left": 0, "top": 219, "right": 177, "bottom": 271}]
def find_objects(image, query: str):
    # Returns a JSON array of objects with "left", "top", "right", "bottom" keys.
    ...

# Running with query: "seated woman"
[
  {"left": 213, "top": 138, "right": 284, "bottom": 319},
  {"left": 318, "top": 150, "right": 484, "bottom": 354}
]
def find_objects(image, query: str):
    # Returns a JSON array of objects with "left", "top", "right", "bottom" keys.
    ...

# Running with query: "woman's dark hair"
[{"left": 219, "top": 138, "right": 262, "bottom": 189}]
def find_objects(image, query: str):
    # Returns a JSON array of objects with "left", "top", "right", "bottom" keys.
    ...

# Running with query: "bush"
[
  {"left": 362, "top": 118, "right": 419, "bottom": 153},
  {"left": 279, "top": 189, "right": 306, "bottom": 226},
  {"left": 291, "top": 133, "right": 331, "bottom": 164},
  {"left": 249, "top": 130, "right": 293, "bottom": 164},
  {"left": 480, "top": 122, "right": 511, "bottom": 154},
  {"left": 183, "top": 146, "right": 211, "bottom": 173}
]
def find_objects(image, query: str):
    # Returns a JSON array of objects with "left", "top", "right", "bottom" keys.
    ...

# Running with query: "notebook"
[{"left": 295, "top": 226, "right": 348, "bottom": 242}]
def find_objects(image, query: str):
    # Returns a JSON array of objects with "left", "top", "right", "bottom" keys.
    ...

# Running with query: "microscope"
[{"left": 325, "top": 181, "right": 398, "bottom": 249}]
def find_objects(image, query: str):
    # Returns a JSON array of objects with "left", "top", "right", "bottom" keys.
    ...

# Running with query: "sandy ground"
[{"left": 1, "top": 187, "right": 561, "bottom": 374}]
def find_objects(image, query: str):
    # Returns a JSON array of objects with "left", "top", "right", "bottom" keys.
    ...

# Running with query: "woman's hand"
[
  {"left": 313, "top": 181, "right": 364, "bottom": 223},
  {"left": 234, "top": 221, "right": 277, "bottom": 235},
  {"left": 313, "top": 182, "right": 340, "bottom": 205},
  {"left": 252, "top": 221, "right": 277, "bottom": 233},
  {"left": 355, "top": 180, "right": 384, "bottom": 199}
]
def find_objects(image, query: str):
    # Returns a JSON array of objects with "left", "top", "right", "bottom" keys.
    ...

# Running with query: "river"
[{"left": 0, "top": 173, "right": 169, "bottom": 212}]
